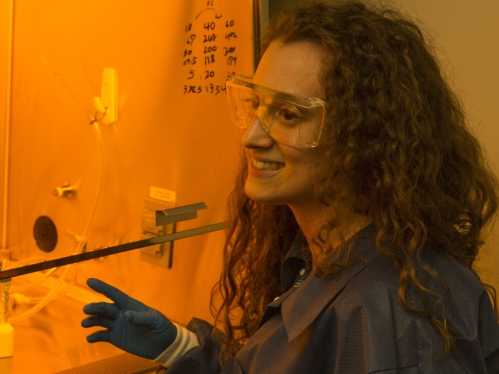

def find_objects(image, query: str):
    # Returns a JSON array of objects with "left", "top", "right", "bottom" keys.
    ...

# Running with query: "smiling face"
[{"left": 243, "top": 41, "right": 326, "bottom": 207}]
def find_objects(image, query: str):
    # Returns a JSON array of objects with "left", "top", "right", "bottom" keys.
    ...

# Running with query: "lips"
[{"left": 252, "top": 159, "right": 284, "bottom": 170}]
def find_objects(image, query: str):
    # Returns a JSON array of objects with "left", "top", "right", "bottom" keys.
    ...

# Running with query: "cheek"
[
  {"left": 283, "top": 148, "right": 322, "bottom": 173},
  {"left": 287, "top": 153, "right": 323, "bottom": 190},
  {"left": 293, "top": 164, "right": 318, "bottom": 187},
  {"left": 283, "top": 159, "right": 318, "bottom": 189}
]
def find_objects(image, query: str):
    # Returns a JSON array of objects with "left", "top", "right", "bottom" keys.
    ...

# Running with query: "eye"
[
  {"left": 280, "top": 109, "right": 299, "bottom": 121},
  {"left": 277, "top": 105, "right": 301, "bottom": 125},
  {"left": 242, "top": 93, "right": 260, "bottom": 110}
]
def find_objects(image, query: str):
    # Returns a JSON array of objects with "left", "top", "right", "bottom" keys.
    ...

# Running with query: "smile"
[{"left": 252, "top": 160, "right": 285, "bottom": 170}]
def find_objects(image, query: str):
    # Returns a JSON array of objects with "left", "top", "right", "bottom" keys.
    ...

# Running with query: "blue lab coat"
[{"left": 168, "top": 225, "right": 499, "bottom": 373}]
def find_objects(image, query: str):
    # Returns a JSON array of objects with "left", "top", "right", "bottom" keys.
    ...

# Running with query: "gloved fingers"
[
  {"left": 86, "top": 278, "right": 130, "bottom": 307},
  {"left": 123, "top": 310, "right": 159, "bottom": 328},
  {"left": 125, "top": 310, "right": 177, "bottom": 336},
  {"left": 86, "top": 329, "right": 112, "bottom": 343},
  {"left": 83, "top": 302, "right": 121, "bottom": 320},
  {"left": 81, "top": 315, "right": 115, "bottom": 330},
  {"left": 124, "top": 310, "right": 178, "bottom": 353}
]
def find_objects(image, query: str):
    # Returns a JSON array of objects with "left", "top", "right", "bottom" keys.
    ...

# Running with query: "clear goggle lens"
[{"left": 226, "top": 75, "right": 325, "bottom": 148}]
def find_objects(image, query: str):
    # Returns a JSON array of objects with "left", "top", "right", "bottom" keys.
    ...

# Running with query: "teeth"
[{"left": 253, "top": 160, "right": 284, "bottom": 170}]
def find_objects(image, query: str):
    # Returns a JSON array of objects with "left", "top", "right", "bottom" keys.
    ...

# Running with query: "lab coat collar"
[
  {"left": 280, "top": 230, "right": 309, "bottom": 294},
  {"left": 283, "top": 230, "right": 307, "bottom": 260},
  {"left": 281, "top": 224, "right": 381, "bottom": 342}
]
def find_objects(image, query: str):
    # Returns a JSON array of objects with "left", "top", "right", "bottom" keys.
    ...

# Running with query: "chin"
[
  {"left": 244, "top": 185, "right": 286, "bottom": 205},
  {"left": 244, "top": 184, "right": 273, "bottom": 204}
]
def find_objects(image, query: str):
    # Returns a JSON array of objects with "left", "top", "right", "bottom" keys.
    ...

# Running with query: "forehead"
[{"left": 253, "top": 41, "right": 325, "bottom": 100}]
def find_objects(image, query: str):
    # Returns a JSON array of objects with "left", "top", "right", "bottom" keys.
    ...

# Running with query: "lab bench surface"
[{"left": 1, "top": 285, "right": 124, "bottom": 373}]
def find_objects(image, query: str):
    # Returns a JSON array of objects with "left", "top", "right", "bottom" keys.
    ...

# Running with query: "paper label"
[{"left": 150, "top": 186, "right": 176, "bottom": 204}]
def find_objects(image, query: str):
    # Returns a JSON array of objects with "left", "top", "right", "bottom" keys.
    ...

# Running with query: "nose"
[{"left": 242, "top": 116, "right": 274, "bottom": 149}]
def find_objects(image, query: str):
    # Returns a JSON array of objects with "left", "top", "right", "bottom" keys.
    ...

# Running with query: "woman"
[{"left": 82, "top": 1, "right": 499, "bottom": 372}]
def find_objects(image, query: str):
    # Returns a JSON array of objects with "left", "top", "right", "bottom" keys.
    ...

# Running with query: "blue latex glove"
[{"left": 81, "top": 278, "right": 177, "bottom": 359}]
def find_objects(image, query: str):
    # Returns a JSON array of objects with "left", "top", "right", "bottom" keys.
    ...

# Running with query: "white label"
[{"left": 150, "top": 186, "right": 176, "bottom": 204}]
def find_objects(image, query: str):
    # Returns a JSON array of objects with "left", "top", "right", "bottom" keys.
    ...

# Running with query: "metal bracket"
[{"left": 155, "top": 202, "right": 207, "bottom": 225}]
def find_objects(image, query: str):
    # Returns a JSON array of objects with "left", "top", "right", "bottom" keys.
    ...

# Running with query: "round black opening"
[{"left": 33, "top": 215, "right": 58, "bottom": 253}]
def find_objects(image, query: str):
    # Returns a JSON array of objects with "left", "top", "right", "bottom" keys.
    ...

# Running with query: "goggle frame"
[{"left": 225, "top": 75, "right": 326, "bottom": 148}]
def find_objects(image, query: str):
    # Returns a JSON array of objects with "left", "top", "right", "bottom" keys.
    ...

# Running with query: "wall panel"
[{"left": 8, "top": 0, "right": 253, "bottom": 325}]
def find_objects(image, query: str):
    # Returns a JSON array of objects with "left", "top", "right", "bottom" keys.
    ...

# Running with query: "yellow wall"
[
  {"left": 395, "top": 0, "right": 499, "bottom": 297},
  {"left": 6, "top": 0, "right": 253, "bottom": 326}
]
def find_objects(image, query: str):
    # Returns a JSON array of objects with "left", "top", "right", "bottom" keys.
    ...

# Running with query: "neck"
[{"left": 288, "top": 201, "right": 371, "bottom": 258}]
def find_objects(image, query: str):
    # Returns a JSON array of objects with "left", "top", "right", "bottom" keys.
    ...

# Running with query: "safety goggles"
[{"left": 225, "top": 75, "right": 325, "bottom": 148}]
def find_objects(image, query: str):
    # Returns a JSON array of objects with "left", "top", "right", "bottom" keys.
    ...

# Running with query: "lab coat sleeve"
[
  {"left": 165, "top": 318, "right": 226, "bottom": 374},
  {"left": 154, "top": 323, "right": 200, "bottom": 368}
]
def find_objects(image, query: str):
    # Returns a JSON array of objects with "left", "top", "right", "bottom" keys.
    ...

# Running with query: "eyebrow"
[
  {"left": 231, "top": 75, "right": 326, "bottom": 109},
  {"left": 247, "top": 83, "right": 319, "bottom": 108}
]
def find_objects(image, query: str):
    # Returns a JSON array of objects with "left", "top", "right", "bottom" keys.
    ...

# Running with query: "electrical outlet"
[{"left": 139, "top": 198, "right": 176, "bottom": 269}]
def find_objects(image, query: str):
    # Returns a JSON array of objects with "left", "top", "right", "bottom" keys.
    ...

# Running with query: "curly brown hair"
[{"left": 212, "top": 0, "right": 498, "bottom": 363}]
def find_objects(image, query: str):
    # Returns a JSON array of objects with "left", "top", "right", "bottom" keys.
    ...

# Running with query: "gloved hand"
[{"left": 81, "top": 278, "right": 177, "bottom": 359}]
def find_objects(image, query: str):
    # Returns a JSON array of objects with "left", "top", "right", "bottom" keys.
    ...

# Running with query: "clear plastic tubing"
[
  {"left": 110, "top": 122, "right": 129, "bottom": 240},
  {"left": 0, "top": 277, "right": 14, "bottom": 357},
  {"left": 0, "top": 278, "right": 10, "bottom": 323},
  {"left": 76, "top": 120, "right": 106, "bottom": 254},
  {"left": 9, "top": 120, "right": 106, "bottom": 324}
]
